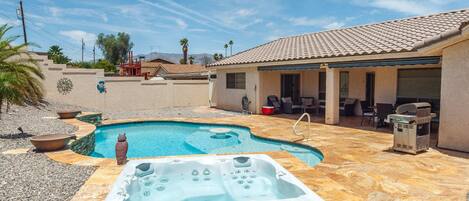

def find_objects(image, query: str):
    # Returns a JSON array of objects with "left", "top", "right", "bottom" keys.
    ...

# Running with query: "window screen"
[
  {"left": 226, "top": 73, "right": 246, "bottom": 89},
  {"left": 397, "top": 69, "right": 441, "bottom": 99}
]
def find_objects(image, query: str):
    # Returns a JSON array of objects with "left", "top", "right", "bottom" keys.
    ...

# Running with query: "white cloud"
[
  {"left": 288, "top": 17, "right": 346, "bottom": 30},
  {"left": 239, "top": 18, "right": 263, "bottom": 30},
  {"left": 188, "top": 28, "right": 207, "bottom": 32},
  {"left": 139, "top": 0, "right": 232, "bottom": 33},
  {"left": 175, "top": 18, "right": 188, "bottom": 29},
  {"left": 369, "top": 0, "right": 434, "bottom": 15},
  {"left": 236, "top": 9, "right": 256, "bottom": 17},
  {"left": 0, "top": 17, "right": 19, "bottom": 26},
  {"left": 48, "top": 6, "right": 108, "bottom": 22},
  {"left": 266, "top": 35, "right": 282, "bottom": 41},
  {"left": 265, "top": 22, "right": 275, "bottom": 28},
  {"left": 354, "top": 0, "right": 457, "bottom": 15},
  {"left": 59, "top": 30, "right": 97, "bottom": 45},
  {"left": 324, "top": 22, "right": 346, "bottom": 30}
]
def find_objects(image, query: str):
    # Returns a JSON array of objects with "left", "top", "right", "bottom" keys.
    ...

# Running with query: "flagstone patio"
[{"left": 47, "top": 115, "right": 469, "bottom": 201}]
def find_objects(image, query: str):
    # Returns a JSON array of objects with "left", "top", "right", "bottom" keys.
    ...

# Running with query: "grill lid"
[{"left": 396, "top": 102, "right": 431, "bottom": 116}]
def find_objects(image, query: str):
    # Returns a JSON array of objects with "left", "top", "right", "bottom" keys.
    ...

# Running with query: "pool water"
[{"left": 90, "top": 121, "right": 323, "bottom": 166}]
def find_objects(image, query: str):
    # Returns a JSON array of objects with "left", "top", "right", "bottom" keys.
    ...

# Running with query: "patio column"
[{"left": 325, "top": 66, "right": 340, "bottom": 124}]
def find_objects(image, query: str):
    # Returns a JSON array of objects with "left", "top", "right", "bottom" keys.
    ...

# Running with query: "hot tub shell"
[{"left": 105, "top": 154, "right": 323, "bottom": 201}]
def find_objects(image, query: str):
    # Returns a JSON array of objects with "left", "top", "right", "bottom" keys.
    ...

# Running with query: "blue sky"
[{"left": 1, "top": 0, "right": 469, "bottom": 61}]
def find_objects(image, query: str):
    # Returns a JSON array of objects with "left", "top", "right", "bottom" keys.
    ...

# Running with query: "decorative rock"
[{"left": 115, "top": 133, "right": 128, "bottom": 165}]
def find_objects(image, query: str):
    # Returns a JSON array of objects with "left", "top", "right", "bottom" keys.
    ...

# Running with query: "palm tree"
[
  {"left": 179, "top": 38, "right": 189, "bottom": 64},
  {"left": 188, "top": 55, "right": 194, "bottom": 64},
  {"left": 228, "top": 40, "right": 234, "bottom": 56},
  {"left": 0, "top": 24, "right": 45, "bottom": 119},
  {"left": 224, "top": 44, "right": 228, "bottom": 57},
  {"left": 47, "top": 45, "right": 70, "bottom": 64},
  {"left": 48, "top": 45, "right": 62, "bottom": 56}
]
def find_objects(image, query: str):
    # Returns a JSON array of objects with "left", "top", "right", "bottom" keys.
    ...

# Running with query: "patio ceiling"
[{"left": 257, "top": 56, "right": 441, "bottom": 71}]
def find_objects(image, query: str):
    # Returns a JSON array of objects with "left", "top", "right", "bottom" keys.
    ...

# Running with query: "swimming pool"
[{"left": 90, "top": 121, "right": 323, "bottom": 166}]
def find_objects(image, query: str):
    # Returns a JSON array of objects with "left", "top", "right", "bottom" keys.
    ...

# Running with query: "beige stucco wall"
[
  {"left": 38, "top": 55, "right": 209, "bottom": 112},
  {"left": 214, "top": 67, "right": 259, "bottom": 113},
  {"left": 374, "top": 67, "right": 398, "bottom": 105},
  {"left": 438, "top": 39, "right": 469, "bottom": 152}
]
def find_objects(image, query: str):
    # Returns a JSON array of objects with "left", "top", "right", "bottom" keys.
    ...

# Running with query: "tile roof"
[
  {"left": 209, "top": 9, "right": 469, "bottom": 67},
  {"left": 158, "top": 64, "right": 208, "bottom": 74}
]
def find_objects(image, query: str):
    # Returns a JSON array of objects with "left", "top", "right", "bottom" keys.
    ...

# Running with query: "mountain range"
[{"left": 136, "top": 52, "right": 214, "bottom": 65}]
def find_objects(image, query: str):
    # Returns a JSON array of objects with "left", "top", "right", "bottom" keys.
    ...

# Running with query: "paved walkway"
[{"left": 47, "top": 115, "right": 469, "bottom": 201}]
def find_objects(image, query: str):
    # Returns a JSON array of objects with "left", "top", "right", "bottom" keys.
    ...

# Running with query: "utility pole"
[
  {"left": 17, "top": 0, "right": 27, "bottom": 44},
  {"left": 93, "top": 45, "right": 96, "bottom": 64},
  {"left": 81, "top": 38, "right": 84, "bottom": 63}
]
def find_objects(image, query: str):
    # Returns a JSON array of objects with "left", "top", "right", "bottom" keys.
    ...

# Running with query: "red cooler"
[{"left": 262, "top": 106, "right": 275, "bottom": 115}]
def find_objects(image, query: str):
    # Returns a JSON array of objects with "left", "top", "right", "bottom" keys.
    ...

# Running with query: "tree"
[
  {"left": 213, "top": 53, "right": 223, "bottom": 61},
  {"left": 179, "top": 38, "right": 189, "bottom": 64},
  {"left": 96, "top": 32, "right": 133, "bottom": 65},
  {"left": 228, "top": 40, "right": 234, "bottom": 56},
  {"left": 93, "top": 59, "right": 116, "bottom": 72},
  {"left": 47, "top": 45, "right": 70, "bottom": 64},
  {"left": 188, "top": 55, "right": 194, "bottom": 64},
  {"left": 0, "top": 24, "right": 44, "bottom": 118},
  {"left": 224, "top": 43, "right": 228, "bottom": 57},
  {"left": 69, "top": 61, "right": 92, "bottom": 69}
]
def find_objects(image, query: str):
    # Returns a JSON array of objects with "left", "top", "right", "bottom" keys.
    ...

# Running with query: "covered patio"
[{"left": 257, "top": 56, "right": 442, "bottom": 127}]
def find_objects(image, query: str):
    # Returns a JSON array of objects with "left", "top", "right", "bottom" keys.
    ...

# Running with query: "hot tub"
[{"left": 105, "top": 154, "right": 323, "bottom": 201}]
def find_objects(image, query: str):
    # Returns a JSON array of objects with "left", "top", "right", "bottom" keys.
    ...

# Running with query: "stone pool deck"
[{"left": 46, "top": 115, "right": 469, "bottom": 201}]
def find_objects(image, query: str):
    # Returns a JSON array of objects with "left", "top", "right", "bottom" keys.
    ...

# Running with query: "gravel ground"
[
  {"left": 0, "top": 102, "right": 97, "bottom": 201},
  {"left": 0, "top": 101, "right": 240, "bottom": 201}
]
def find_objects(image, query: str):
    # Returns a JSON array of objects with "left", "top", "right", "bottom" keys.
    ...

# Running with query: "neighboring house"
[
  {"left": 208, "top": 9, "right": 469, "bottom": 152},
  {"left": 153, "top": 64, "right": 209, "bottom": 80},
  {"left": 147, "top": 58, "right": 175, "bottom": 64},
  {"left": 141, "top": 61, "right": 209, "bottom": 80}
]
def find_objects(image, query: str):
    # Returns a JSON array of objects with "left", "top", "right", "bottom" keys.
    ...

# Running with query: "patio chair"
[
  {"left": 267, "top": 95, "right": 281, "bottom": 113},
  {"left": 301, "top": 97, "right": 317, "bottom": 114},
  {"left": 376, "top": 103, "right": 394, "bottom": 128},
  {"left": 281, "top": 97, "right": 302, "bottom": 114},
  {"left": 360, "top": 101, "right": 375, "bottom": 126},
  {"left": 340, "top": 98, "right": 357, "bottom": 116},
  {"left": 241, "top": 95, "right": 252, "bottom": 115}
]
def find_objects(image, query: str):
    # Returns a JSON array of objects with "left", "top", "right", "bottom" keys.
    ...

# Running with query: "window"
[
  {"left": 397, "top": 69, "right": 441, "bottom": 99},
  {"left": 226, "top": 72, "right": 246, "bottom": 89},
  {"left": 318, "top": 72, "right": 326, "bottom": 100},
  {"left": 339, "top": 72, "right": 349, "bottom": 98}
]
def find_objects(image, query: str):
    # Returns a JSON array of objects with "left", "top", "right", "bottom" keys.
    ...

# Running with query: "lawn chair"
[
  {"left": 376, "top": 103, "right": 394, "bottom": 128},
  {"left": 281, "top": 97, "right": 302, "bottom": 114},
  {"left": 340, "top": 98, "right": 357, "bottom": 116},
  {"left": 301, "top": 97, "right": 317, "bottom": 114},
  {"left": 360, "top": 101, "right": 375, "bottom": 126},
  {"left": 267, "top": 95, "right": 281, "bottom": 113},
  {"left": 242, "top": 95, "right": 252, "bottom": 115}
]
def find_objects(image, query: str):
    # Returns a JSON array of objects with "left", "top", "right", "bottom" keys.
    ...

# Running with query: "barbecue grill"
[{"left": 388, "top": 102, "right": 434, "bottom": 154}]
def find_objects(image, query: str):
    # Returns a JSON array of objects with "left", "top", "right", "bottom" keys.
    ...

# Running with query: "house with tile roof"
[
  {"left": 208, "top": 8, "right": 469, "bottom": 152},
  {"left": 142, "top": 62, "right": 209, "bottom": 80}
]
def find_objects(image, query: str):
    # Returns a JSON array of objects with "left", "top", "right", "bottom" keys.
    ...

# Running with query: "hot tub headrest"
[
  {"left": 135, "top": 163, "right": 155, "bottom": 177},
  {"left": 233, "top": 156, "right": 252, "bottom": 168}
]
